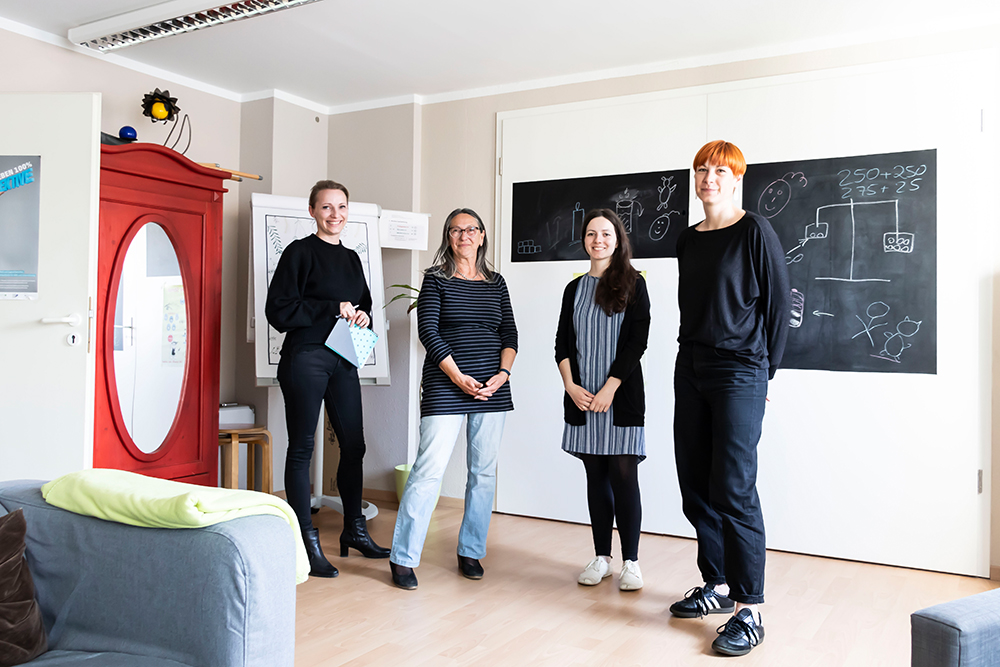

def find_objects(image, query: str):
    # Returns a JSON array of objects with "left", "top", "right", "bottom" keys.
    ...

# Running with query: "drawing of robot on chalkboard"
[
  {"left": 745, "top": 149, "right": 936, "bottom": 374},
  {"left": 511, "top": 168, "right": 689, "bottom": 261},
  {"left": 649, "top": 176, "right": 683, "bottom": 242}
]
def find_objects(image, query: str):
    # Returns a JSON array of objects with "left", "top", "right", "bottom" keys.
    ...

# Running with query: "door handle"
[{"left": 41, "top": 313, "right": 82, "bottom": 327}]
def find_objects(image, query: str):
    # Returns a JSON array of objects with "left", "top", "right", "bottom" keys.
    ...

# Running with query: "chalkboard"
[
  {"left": 511, "top": 169, "right": 689, "bottom": 261},
  {"left": 744, "top": 149, "right": 936, "bottom": 374}
]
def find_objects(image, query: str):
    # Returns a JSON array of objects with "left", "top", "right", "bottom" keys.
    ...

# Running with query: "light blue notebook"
[{"left": 324, "top": 318, "right": 378, "bottom": 367}]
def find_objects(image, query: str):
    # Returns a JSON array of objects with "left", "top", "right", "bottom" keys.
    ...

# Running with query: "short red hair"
[{"left": 692, "top": 140, "right": 747, "bottom": 178}]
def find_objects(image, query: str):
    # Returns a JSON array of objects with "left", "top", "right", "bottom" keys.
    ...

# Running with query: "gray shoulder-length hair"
[{"left": 426, "top": 208, "right": 496, "bottom": 281}]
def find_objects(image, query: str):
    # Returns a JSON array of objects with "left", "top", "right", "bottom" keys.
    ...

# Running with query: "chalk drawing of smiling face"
[{"left": 758, "top": 179, "right": 791, "bottom": 218}]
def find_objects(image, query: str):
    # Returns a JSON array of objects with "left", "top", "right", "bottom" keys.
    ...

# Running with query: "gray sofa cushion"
[
  {"left": 911, "top": 588, "right": 1000, "bottom": 667},
  {"left": 24, "top": 650, "right": 193, "bottom": 666},
  {"left": 0, "top": 480, "right": 295, "bottom": 667}
]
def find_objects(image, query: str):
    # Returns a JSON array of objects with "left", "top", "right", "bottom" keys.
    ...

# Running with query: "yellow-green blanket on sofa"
[{"left": 42, "top": 469, "right": 309, "bottom": 584}]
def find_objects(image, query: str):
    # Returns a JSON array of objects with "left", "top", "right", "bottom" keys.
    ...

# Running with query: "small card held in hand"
[{"left": 325, "top": 318, "right": 378, "bottom": 367}]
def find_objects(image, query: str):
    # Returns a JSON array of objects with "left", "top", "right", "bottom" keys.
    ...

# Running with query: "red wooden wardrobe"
[{"left": 93, "top": 143, "right": 229, "bottom": 485}]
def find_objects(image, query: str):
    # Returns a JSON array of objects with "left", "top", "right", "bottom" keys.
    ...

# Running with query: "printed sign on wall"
[{"left": 0, "top": 155, "right": 41, "bottom": 299}]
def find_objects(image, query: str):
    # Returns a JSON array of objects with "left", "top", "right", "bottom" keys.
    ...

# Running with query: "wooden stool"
[{"left": 218, "top": 427, "right": 273, "bottom": 494}]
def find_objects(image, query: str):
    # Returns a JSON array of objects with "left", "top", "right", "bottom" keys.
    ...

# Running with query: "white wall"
[
  {"left": 493, "top": 52, "right": 997, "bottom": 576},
  {"left": 413, "top": 24, "right": 1000, "bottom": 573}
]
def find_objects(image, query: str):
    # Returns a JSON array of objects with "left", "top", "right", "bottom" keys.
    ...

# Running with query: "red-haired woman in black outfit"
[{"left": 669, "top": 141, "right": 789, "bottom": 656}]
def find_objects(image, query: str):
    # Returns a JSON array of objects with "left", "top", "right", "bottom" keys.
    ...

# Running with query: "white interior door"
[
  {"left": 0, "top": 93, "right": 101, "bottom": 480},
  {"left": 495, "top": 51, "right": 997, "bottom": 576}
]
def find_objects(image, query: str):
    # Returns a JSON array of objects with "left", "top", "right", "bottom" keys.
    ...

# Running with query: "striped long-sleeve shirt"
[{"left": 417, "top": 271, "right": 518, "bottom": 416}]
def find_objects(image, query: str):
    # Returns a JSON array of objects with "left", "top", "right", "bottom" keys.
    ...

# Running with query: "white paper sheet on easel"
[{"left": 379, "top": 210, "right": 429, "bottom": 250}]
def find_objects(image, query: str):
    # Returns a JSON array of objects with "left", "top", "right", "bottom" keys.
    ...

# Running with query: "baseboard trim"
[
  {"left": 362, "top": 487, "right": 464, "bottom": 511},
  {"left": 271, "top": 487, "right": 464, "bottom": 512}
]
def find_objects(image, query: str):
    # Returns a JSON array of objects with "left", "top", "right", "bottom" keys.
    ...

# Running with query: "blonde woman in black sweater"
[{"left": 266, "top": 180, "right": 388, "bottom": 579}]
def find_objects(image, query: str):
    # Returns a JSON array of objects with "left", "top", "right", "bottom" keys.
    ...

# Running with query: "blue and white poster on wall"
[{"left": 0, "top": 155, "right": 41, "bottom": 300}]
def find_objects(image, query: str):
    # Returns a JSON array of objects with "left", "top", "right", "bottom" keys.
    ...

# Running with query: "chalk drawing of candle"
[{"left": 572, "top": 202, "right": 585, "bottom": 242}]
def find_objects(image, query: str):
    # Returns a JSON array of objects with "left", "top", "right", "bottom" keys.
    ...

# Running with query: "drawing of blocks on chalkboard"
[
  {"left": 883, "top": 232, "right": 914, "bottom": 253},
  {"left": 517, "top": 239, "right": 542, "bottom": 255}
]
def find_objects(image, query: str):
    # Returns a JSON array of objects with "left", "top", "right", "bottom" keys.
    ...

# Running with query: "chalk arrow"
[{"left": 812, "top": 310, "right": 833, "bottom": 317}]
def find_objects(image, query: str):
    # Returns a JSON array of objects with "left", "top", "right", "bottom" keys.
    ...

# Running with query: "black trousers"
[
  {"left": 277, "top": 346, "right": 366, "bottom": 531},
  {"left": 579, "top": 454, "right": 642, "bottom": 562},
  {"left": 673, "top": 348, "right": 767, "bottom": 604}
]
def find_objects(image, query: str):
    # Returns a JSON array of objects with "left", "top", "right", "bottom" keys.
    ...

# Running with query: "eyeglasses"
[{"left": 448, "top": 226, "right": 482, "bottom": 238}]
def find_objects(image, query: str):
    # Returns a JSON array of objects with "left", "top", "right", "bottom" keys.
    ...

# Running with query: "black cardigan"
[{"left": 554, "top": 273, "right": 650, "bottom": 427}]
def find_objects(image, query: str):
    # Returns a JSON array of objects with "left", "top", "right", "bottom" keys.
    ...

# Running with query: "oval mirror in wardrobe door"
[{"left": 111, "top": 222, "right": 186, "bottom": 454}]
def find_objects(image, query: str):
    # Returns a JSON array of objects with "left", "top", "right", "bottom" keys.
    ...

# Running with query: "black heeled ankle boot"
[
  {"left": 340, "top": 516, "right": 390, "bottom": 558},
  {"left": 390, "top": 561, "right": 418, "bottom": 590},
  {"left": 303, "top": 528, "right": 338, "bottom": 578}
]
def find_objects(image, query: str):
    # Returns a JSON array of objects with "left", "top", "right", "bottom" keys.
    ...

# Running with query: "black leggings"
[
  {"left": 579, "top": 454, "right": 642, "bottom": 562},
  {"left": 277, "top": 347, "right": 366, "bottom": 531}
]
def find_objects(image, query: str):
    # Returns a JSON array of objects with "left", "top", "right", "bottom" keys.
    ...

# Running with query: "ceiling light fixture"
[{"left": 68, "top": 0, "right": 324, "bottom": 53}]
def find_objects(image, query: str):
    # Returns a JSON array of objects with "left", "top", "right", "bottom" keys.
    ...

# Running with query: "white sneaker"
[
  {"left": 619, "top": 560, "right": 643, "bottom": 591},
  {"left": 578, "top": 557, "right": 611, "bottom": 585}
]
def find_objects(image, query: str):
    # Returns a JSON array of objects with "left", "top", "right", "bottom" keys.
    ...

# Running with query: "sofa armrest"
[
  {"left": 911, "top": 588, "right": 1000, "bottom": 667},
  {"left": 0, "top": 481, "right": 295, "bottom": 667}
]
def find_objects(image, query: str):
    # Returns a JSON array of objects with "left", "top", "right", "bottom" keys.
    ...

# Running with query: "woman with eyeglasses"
[{"left": 388, "top": 208, "right": 518, "bottom": 590}]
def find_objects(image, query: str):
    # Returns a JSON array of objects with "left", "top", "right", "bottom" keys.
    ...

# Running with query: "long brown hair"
[{"left": 583, "top": 209, "right": 636, "bottom": 315}]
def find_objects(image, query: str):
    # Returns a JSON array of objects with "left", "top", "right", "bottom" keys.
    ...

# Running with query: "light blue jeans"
[{"left": 390, "top": 412, "right": 507, "bottom": 568}]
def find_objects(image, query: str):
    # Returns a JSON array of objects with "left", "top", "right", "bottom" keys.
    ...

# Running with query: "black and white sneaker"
[
  {"left": 712, "top": 608, "right": 764, "bottom": 656},
  {"left": 668, "top": 585, "right": 735, "bottom": 618}
]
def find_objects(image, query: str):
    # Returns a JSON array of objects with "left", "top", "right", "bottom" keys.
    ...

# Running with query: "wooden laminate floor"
[{"left": 295, "top": 503, "right": 996, "bottom": 666}]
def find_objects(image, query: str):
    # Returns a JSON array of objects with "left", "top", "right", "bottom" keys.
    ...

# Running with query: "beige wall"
[
  {"left": 234, "top": 97, "right": 332, "bottom": 491},
  {"left": 329, "top": 104, "right": 422, "bottom": 491}
]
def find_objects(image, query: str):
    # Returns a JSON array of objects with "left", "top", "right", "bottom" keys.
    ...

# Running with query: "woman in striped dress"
[
  {"left": 555, "top": 209, "right": 650, "bottom": 591},
  {"left": 389, "top": 208, "right": 518, "bottom": 590}
]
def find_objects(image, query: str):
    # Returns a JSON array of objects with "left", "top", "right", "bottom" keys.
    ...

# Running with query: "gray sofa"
[
  {"left": 911, "top": 588, "right": 1000, "bottom": 667},
  {"left": 0, "top": 480, "right": 296, "bottom": 666}
]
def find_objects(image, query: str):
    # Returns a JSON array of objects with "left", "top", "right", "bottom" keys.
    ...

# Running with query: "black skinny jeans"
[
  {"left": 579, "top": 454, "right": 642, "bottom": 562},
  {"left": 673, "top": 348, "right": 768, "bottom": 605},
  {"left": 277, "top": 346, "right": 366, "bottom": 531}
]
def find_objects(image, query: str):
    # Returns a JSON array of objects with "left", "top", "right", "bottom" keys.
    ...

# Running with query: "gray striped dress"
[{"left": 561, "top": 274, "right": 646, "bottom": 460}]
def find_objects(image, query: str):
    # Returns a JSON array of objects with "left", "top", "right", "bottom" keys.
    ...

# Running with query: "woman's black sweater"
[{"left": 265, "top": 234, "right": 372, "bottom": 353}]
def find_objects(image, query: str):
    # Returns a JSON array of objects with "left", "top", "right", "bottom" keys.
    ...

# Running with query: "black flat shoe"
[
  {"left": 457, "top": 555, "right": 484, "bottom": 580},
  {"left": 712, "top": 609, "right": 764, "bottom": 656},
  {"left": 390, "top": 562, "right": 418, "bottom": 590},
  {"left": 340, "top": 516, "right": 390, "bottom": 559},
  {"left": 669, "top": 584, "right": 734, "bottom": 618},
  {"left": 302, "top": 528, "right": 338, "bottom": 578}
]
